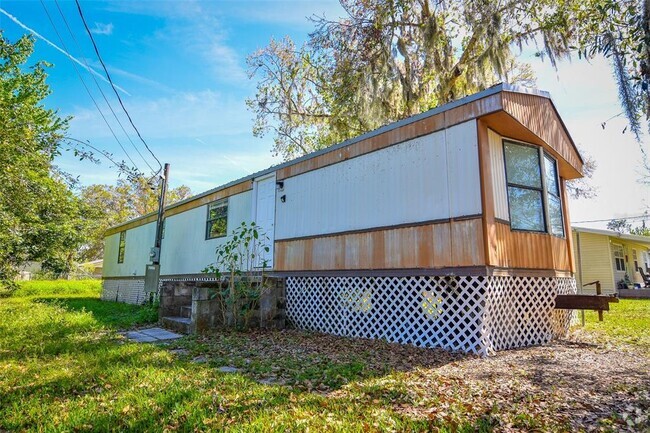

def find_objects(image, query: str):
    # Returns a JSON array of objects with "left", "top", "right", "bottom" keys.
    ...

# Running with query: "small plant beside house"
[{"left": 203, "top": 221, "right": 271, "bottom": 328}]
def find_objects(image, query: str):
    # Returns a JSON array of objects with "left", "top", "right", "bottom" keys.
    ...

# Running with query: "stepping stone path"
[
  {"left": 191, "top": 355, "right": 209, "bottom": 364},
  {"left": 258, "top": 377, "right": 285, "bottom": 386},
  {"left": 123, "top": 327, "right": 183, "bottom": 343},
  {"left": 217, "top": 366, "right": 240, "bottom": 373}
]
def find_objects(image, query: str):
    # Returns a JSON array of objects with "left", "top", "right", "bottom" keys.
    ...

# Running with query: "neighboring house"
[
  {"left": 572, "top": 226, "right": 650, "bottom": 294},
  {"left": 102, "top": 84, "right": 584, "bottom": 355},
  {"left": 16, "top": 261, "right": 42, "bottom": 280},
  {"left": 77, "top": 260, "right": 103, "bottom": 278}
]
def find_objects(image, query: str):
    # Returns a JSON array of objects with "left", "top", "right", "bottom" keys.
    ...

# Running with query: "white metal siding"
[
  {"left": 487, "top": 128, "right": 509, "bottom": 221},
  {"left": 276, "top": 120, "right": 480, "bottom": 240},
  {"left": 446, "top": 121, "right": 481, "bottom": 218},
  {"left": 102, "top": 222, "right": 156, "bottom": 278},
  {"left": 573, "top": 232, "right": 616, "bottom": 294},
  {"left": 160, "top": 190, "right": 253, "bottom": 275}
]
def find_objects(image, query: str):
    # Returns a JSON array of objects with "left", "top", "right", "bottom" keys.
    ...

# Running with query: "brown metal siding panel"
[
  {"left": 490, "top": 221, "right": 571, "bottom": 271},
  {"left": 274, "top": 217, "right": 484, "bottom": 271}
]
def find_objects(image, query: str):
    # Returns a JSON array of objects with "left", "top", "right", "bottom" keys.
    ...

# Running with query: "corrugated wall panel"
[
  {"left": 276, "top": 128, "right": 452, "bottom": 240},
  {"left": 490, "top": 222, "right": 571, "bottom": 271},
  {"left": 160, "top": 190, "right": 253, "bottom": 275},
  {"left": 446, "top": 122, "right": 482, "bottom": 217},
  {"left": 487, "top": 128, "right": 509, "bottom": 221},
  {"left": 102, "top": 222, "right": 156, "bottom": 278},
  {"left": 274, "top": 217, "right": 485, "bottom": 271},
  {"left": 276, "top": 120, "right": 481, "bottom": 241}
]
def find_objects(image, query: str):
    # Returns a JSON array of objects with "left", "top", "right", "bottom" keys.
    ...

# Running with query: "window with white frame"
[
  {"left": 632, "top": 249, "right": 638, "bottom": 271},
  {"left": 613, "top": 244, "right": 625, "bottom": 272},
  {"left": 503, "top": 140, "right": 564, "bottom": 236},
  {"left": 206, "top": 199, "right": 228, "bottom": 239}
]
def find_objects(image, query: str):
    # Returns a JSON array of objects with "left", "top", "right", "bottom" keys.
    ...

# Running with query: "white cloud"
[
  {"left": 106, "top": 0, "right": 246, "bottom": 83},
  {"left": 90, "top": 22, "right": 114, "bottom": 35},
  {"left": 164, "top": 10, "right": 247, "bottom": 83}
]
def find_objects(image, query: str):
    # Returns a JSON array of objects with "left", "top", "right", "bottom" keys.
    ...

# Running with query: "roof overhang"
[
  {"left": 573, "top": 226, "right": 650, "bottom": 245},
  {"left": 478, "top": 87, "right": 583, "bottom": 179}
]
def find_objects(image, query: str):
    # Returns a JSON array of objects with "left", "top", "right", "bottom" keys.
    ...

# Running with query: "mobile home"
[{"left": 102, "top": 84, "right": 583, "bottom": 355}]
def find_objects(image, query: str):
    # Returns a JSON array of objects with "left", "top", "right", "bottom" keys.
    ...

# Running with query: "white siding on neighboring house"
[
  {"left": 276, "top": 120, "right": 481, "bottom": 240},
  {"left": 487, "top": 128, "right": 509, "bottom": 221},
  {"left": 160, "top": 190, "right": 253, "bottom": 275},
  {"left": 573, "top": 231, "right": 616, "bottom": 294},
  {"left": 103, "top": 222, "right": 156, "bottom": 278}
]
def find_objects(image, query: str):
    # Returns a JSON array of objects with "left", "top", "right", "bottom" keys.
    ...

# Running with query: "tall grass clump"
[{"left": 13, "top": 279, "right": 102, "bottom": 298}]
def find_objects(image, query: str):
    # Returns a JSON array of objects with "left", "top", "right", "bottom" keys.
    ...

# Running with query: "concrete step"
[
  {"left": 161, "top": 316, "right": 191, "bottom": 334},
  {"left": 180, "top": 306, "right": 192, "bottom": 318}
]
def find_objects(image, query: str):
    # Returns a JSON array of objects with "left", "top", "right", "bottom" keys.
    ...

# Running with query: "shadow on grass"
[
  {"left": 1, "top": 335, "right": 464, "bottom": 432},
  {"left": 1, "top": 295, "right": 479, "bottom": 432},
  {"left": 36, "top": 297, "right": 158, "bottom": 330}
]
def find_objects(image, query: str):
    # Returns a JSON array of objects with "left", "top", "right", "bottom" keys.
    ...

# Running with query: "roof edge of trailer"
[{"left": 105, "top": 83, "right": 560, "bottom": 235}]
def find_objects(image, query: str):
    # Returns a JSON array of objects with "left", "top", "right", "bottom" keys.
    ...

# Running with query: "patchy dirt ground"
[
  {"left": 179, "top": 328, "right": 650, "bottom": 432},
  {"left": 434, "top": 338, "right": 650, "bottom": 431}
]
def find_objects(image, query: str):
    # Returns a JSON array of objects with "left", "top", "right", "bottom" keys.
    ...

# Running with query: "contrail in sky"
[
  {"left": 195, "top": 138, "right": 254, "bottom": 175},
  {"left": 0, "top": 7, "right": 130, "bottom": 96}
]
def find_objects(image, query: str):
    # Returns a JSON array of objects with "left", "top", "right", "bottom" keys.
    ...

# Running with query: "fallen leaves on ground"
[{"left": 169, "top": 328, "right": 650, "bottom": 432}]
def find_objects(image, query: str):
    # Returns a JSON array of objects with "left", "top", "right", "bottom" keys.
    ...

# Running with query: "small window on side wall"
[
  {"left": 117, "top": 231, "right": 126, "bottom": 263},
  {"left": 503, "top": 140, "right": 565, "bottom": 237},
  {"left": 206, "top": 199, "right": 228, "bottom": 239},
  {"left": 544, "top": 154, "right": 564, "bottom": 237},
  {"left": 504, "top": 142, "right": 545, "bottom": 232}
]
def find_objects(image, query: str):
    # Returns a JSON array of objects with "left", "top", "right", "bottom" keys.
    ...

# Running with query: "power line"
[
  {"left": 74, "top": 0, "right": 162, "bottom": 173},
  {"left": 51, "top": 0, "right": 156, "bottom": 174},
  {"left": 38, "top": 0, "right": 141, "bottom": 172},
  {"left": 573, "top": 214, "right": 649, "bottom": 224}
]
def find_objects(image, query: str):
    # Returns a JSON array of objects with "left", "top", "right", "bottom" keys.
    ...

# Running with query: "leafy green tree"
[
  {"left": 0, "top": 33, "right": 91, "bottom": 287},
  {"left": 79, "top": 178, "right": 192, "bottom": 262},
  {"left": 247, "top": 0, "right": 583, "bottom": 161},
  {"left": 607, "top": 218, "right": 633, "bottom": 233},
  {"left": 630, "top": 225, "right": 650, "bottom": 236}
]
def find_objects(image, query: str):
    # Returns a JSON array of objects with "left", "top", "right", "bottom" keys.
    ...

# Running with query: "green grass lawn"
[
  {"left": 1, "top": 281, "right": 648, "bottom": 432},
  {"left": 580, "top": 298, "right": 650, "bottom": 354}
]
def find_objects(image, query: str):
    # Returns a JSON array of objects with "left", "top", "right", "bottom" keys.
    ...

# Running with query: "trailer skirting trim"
[{"left": 285, "top": 275, "right": 576, "bottom": 355}]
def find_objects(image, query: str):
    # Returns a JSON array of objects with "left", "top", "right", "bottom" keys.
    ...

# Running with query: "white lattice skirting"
[
  {"left": 286, "top": 275, "right": 576, "bottom": 355},
  {"left": 101, "top": 276, "right": 220, "bottom": 305},
  {"left": 101, "top": 279, "right": 146, "bottom": 304}
]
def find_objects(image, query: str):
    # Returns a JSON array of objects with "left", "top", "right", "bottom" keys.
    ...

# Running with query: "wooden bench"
[{"left": 554, "top": 281, "right": 619, "bottom": 321}]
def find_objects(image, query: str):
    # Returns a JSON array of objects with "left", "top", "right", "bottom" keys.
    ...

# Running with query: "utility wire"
[
  {"left": 75, "top": 0, "right": 162, "bottom": 173},
  {"left": 39, "top": 0, "right": 140, "bottom": 171},
  {"left": 52, "top": 0, "right": 156, "bottom": 174},
  {"left": 0, "top": 7, "right": 129, "bottom": 94},
  {"left": 573, "top": 214, "right": 649, "bottom": 224}
]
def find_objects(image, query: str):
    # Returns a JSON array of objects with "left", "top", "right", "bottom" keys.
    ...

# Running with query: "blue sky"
[{"left": 1, "top": 0, "right": 649, "bottom": 228}]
